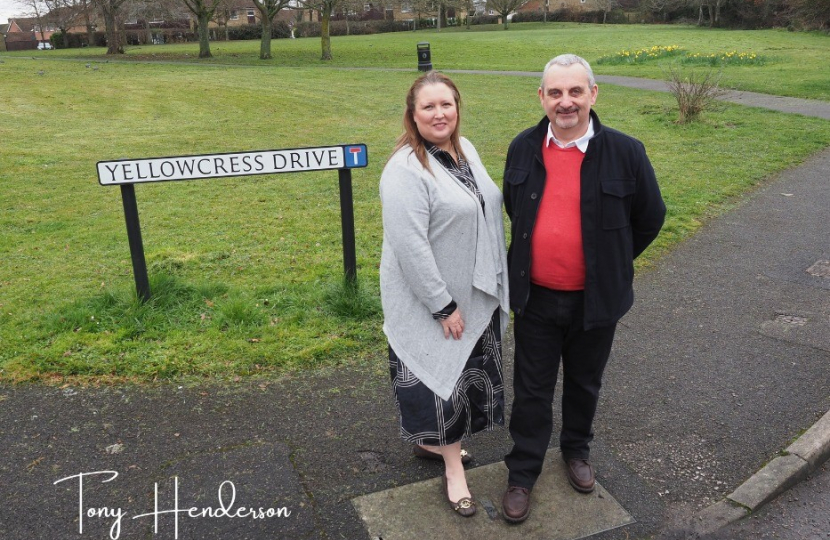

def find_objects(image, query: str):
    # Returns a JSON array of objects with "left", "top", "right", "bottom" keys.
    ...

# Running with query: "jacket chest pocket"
[
  {"left": 601, "top": 179, "right": 635, "bottom": 230},
  {"left": 504, "top": 167, "right": 530, "bottom": 215}
]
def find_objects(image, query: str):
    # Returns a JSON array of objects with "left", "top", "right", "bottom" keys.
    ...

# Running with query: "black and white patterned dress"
[{"left": 388, "top": 143, "right": 505, "bottom": 446}]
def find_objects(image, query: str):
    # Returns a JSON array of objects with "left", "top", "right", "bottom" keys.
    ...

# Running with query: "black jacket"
[{"left": 503, "top": 111, "right": 666, "bottom": 329}]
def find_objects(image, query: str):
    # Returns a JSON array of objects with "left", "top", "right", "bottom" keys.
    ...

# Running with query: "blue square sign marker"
[{"left": 344, "top": 145, "right": 368, "bottom": 168}]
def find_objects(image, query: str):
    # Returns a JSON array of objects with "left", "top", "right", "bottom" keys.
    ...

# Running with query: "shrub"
[
  {"left": 294, "top": 21, "right": 322, "bottom": 37},
  {"left": 49, "top": 31, "right": 107, "bottom": 48},
  {"left": 512, "top": 8, "right": 626, "bottom": 24},
  {"left": 663, "top": 65, "right": 726, "bottom": 123},
  {"left": 468, "top": 14, "right": 499, "bottom": 25},
  {"left": 227, "top": 24, "right": 262, "bottom": 41},
  {"left": 292, "top": 19, "right": 412, "bottom": 37},
  {"left": 226, "top": 21, "right": 292, "bottom": 40}
]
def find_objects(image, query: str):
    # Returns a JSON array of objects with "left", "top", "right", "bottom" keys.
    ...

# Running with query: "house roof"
[{"left": 9, "top": 18, "right": 38, "bottom": 32}]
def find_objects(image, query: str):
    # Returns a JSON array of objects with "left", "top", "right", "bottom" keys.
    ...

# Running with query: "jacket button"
[
  {"left": 530, "top": 193, "right": 538, "bottom": 200},
  {"left": 522, "top": 232, "right": 528, "bottom": 239},
  {"left": 520, "top": 270, "right": 526, "bottom": 277}
]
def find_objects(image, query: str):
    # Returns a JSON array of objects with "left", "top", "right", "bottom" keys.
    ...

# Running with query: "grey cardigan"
[{"left": 380, "top": 138, "right": 510, "bottom": 400}]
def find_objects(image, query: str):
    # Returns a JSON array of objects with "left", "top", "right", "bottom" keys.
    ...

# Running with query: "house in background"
[
  {"left": 2, "top": 17, "right": 56, "bottom": 51},
  {"left": 517, "top": 0, "right": 593, "bottom": 15}
]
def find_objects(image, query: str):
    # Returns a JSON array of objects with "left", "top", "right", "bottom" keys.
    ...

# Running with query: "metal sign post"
[{"left": 99, "top": 144, "right": 368, "bottom": 301}]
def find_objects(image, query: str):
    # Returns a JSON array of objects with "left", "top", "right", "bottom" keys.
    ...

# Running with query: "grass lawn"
[
  {"left": 1, "top": 31, "right": 829, "bottom": 383},
  {"left": 9, "top": 22, "right": 830, "bottom": 100}
]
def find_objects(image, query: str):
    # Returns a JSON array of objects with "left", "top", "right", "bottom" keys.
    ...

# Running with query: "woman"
[{"left": 379, "top": 72, "right": 510, "bottom": 517}]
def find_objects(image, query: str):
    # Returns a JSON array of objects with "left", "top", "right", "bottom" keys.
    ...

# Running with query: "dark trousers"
[{"left": 505, "top": 285, "right": 617, "bottom": 489}]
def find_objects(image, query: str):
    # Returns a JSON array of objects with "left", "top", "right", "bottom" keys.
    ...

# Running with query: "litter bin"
[{"left": 417, "top": 42, "right": 432, "bottom": 72}]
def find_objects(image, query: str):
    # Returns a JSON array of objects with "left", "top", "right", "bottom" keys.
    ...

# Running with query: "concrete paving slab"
[{"left": 353, "top": 452, "right": 634, "bottom": 540}]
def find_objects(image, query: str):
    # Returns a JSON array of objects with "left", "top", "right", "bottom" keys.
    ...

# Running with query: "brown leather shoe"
[
  {"left": 565, "top": 458, "right": 595, "bottom": 493},
  {"left": 442, "top": 475, "right": 476, "bottom": 517},
  {"left": 502, "top": 485, "right": 531, "bottom": 523}
]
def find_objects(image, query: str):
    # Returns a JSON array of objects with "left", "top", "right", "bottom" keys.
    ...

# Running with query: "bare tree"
[
  {"left": 593, "top": 0, "right": 619, "bottom": 23},
  {"left": 180, "top": 0, "right": 223, "bottom": 57},
  {"left": 90, "top": 0, "right": 129, "bottom": 53},
  {"left": 42, "top": 0, "right": 83, "bottom": 47},
  {"left": 253, "top": 0, "right": 292, "bottom": 59},
  {"left": 77, "top": 0, "right": 97, "bottom": 46},
  {"left": 640, "top": 0, "right": 681, "bottom": 21},
  {"left": 15, "top": 0, "right": 50, "bottom": 41},
  {"left": 786, "top": 0, "right": 830, "bottom": 29},
  {"left": 485, "top": 0, "right": 528, "bottom": 28}
]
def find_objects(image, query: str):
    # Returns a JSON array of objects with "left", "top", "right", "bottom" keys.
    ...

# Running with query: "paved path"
[
  {"left": 0, "top": 68, "right": 828, "bottom": 540},
  {"left": 442, "top": 70, "right": 830, "bottom": 120}
]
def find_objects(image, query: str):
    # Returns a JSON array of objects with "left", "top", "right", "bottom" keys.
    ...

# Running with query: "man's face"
[{"left": 538, "top": 63, "right": 598, "bottom": 143}]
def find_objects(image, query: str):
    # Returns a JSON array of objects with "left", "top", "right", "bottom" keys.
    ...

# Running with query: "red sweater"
[{"left": 530, "top": 143, "right": 586, "bottom": 291}]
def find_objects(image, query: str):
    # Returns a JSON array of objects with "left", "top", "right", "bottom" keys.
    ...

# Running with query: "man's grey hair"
[{"left": 540, "top": 54, "right": 596, "bottom": 89}]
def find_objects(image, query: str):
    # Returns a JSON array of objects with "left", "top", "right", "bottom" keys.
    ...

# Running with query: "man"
[{"left": 501, "top": 54, "right": 666, "bottom": 524}]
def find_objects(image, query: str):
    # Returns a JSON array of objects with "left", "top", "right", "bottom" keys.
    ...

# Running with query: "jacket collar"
[{"left": 522, "top": 110, "right": 604, "bottom": 159}]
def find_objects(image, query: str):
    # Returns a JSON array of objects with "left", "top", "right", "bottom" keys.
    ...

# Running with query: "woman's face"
[{"left": 412, "top": 83, "right": 458, "bottom": 151}]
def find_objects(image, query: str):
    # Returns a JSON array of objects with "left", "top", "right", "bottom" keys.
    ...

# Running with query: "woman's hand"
[{"left": 440, "top": 308, "right": 465, "bottom": 340}]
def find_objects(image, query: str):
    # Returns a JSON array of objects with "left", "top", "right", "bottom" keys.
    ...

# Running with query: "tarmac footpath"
[{"left": 1, "top": 85, "right": 829, "bottom": 540}]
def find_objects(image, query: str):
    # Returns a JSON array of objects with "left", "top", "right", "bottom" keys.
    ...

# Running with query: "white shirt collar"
[{"left": 546, "top": 118, "right": 594, "bottom": 153}]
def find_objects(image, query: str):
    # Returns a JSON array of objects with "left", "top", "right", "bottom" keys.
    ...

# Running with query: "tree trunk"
[
  {"left": 102, "top": 6, "right": 124, "bottom": 54},
  {"left": 145, "top": 21, "right": 152, "bottom": 44},
  {"left": 437, "top": 3, "right": 442, "bottom": 32},
  {"left": 61, "top": 26, "right": 70, "bottom": 47},
  {"left": 714, "top": 0, "right": 721, "bottom": 26},
  {"left": 198, "top": 12, "right": 212, "bottom": 58},
  {"left": 697, "top": 4, "right": 703, "bottom": 25},
  {"left": 708, "top": 4, "right": 714, "bottom": 26},
  {"left": 320, "top": 6, "right": 332, "bottom": 60},
  {"left": 260, "top": 16, "right": 272, "bottom": 59},
  {"left": 603, "top": 9, "right": 608, "bottom": 23}
]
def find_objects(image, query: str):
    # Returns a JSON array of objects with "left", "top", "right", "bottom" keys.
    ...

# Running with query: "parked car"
[{"left": 37, "top": 42, "right": 53, "bottom": 50}]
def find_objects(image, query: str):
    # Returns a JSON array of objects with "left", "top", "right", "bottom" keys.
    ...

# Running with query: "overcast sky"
[{"left": 0, "top": 0, "right": 23, "bottom": 24}]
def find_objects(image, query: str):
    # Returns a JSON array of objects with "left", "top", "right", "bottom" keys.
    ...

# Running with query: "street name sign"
[
  {"left": 99, "top": 144, "right": 368, "bottom": 301},
  {"left": 98, "top": 144, "right": 368, "bottom": 185}
]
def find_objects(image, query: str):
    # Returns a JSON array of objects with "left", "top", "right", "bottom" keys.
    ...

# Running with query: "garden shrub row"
[{"left": 511, "top": 8, "right": 628, "bottom": 24}]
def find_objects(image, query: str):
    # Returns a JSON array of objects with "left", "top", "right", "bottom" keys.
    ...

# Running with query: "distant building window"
[
  {"left": 230, "top": 10, "right": 239, "bottom": 20},
  {"left": 401, "top": 0, "right": 413, "bottom": 12},
  {"left": 247, "top": 9, "right": 255, "bottom": 17}
]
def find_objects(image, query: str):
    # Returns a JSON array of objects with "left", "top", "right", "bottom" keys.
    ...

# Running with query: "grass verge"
[
  {"left": 6, "top": 23, "right": 828, "bottom": 99},
  {"left": 0, "top": 51, "right": 828, "bottom": 383}
]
